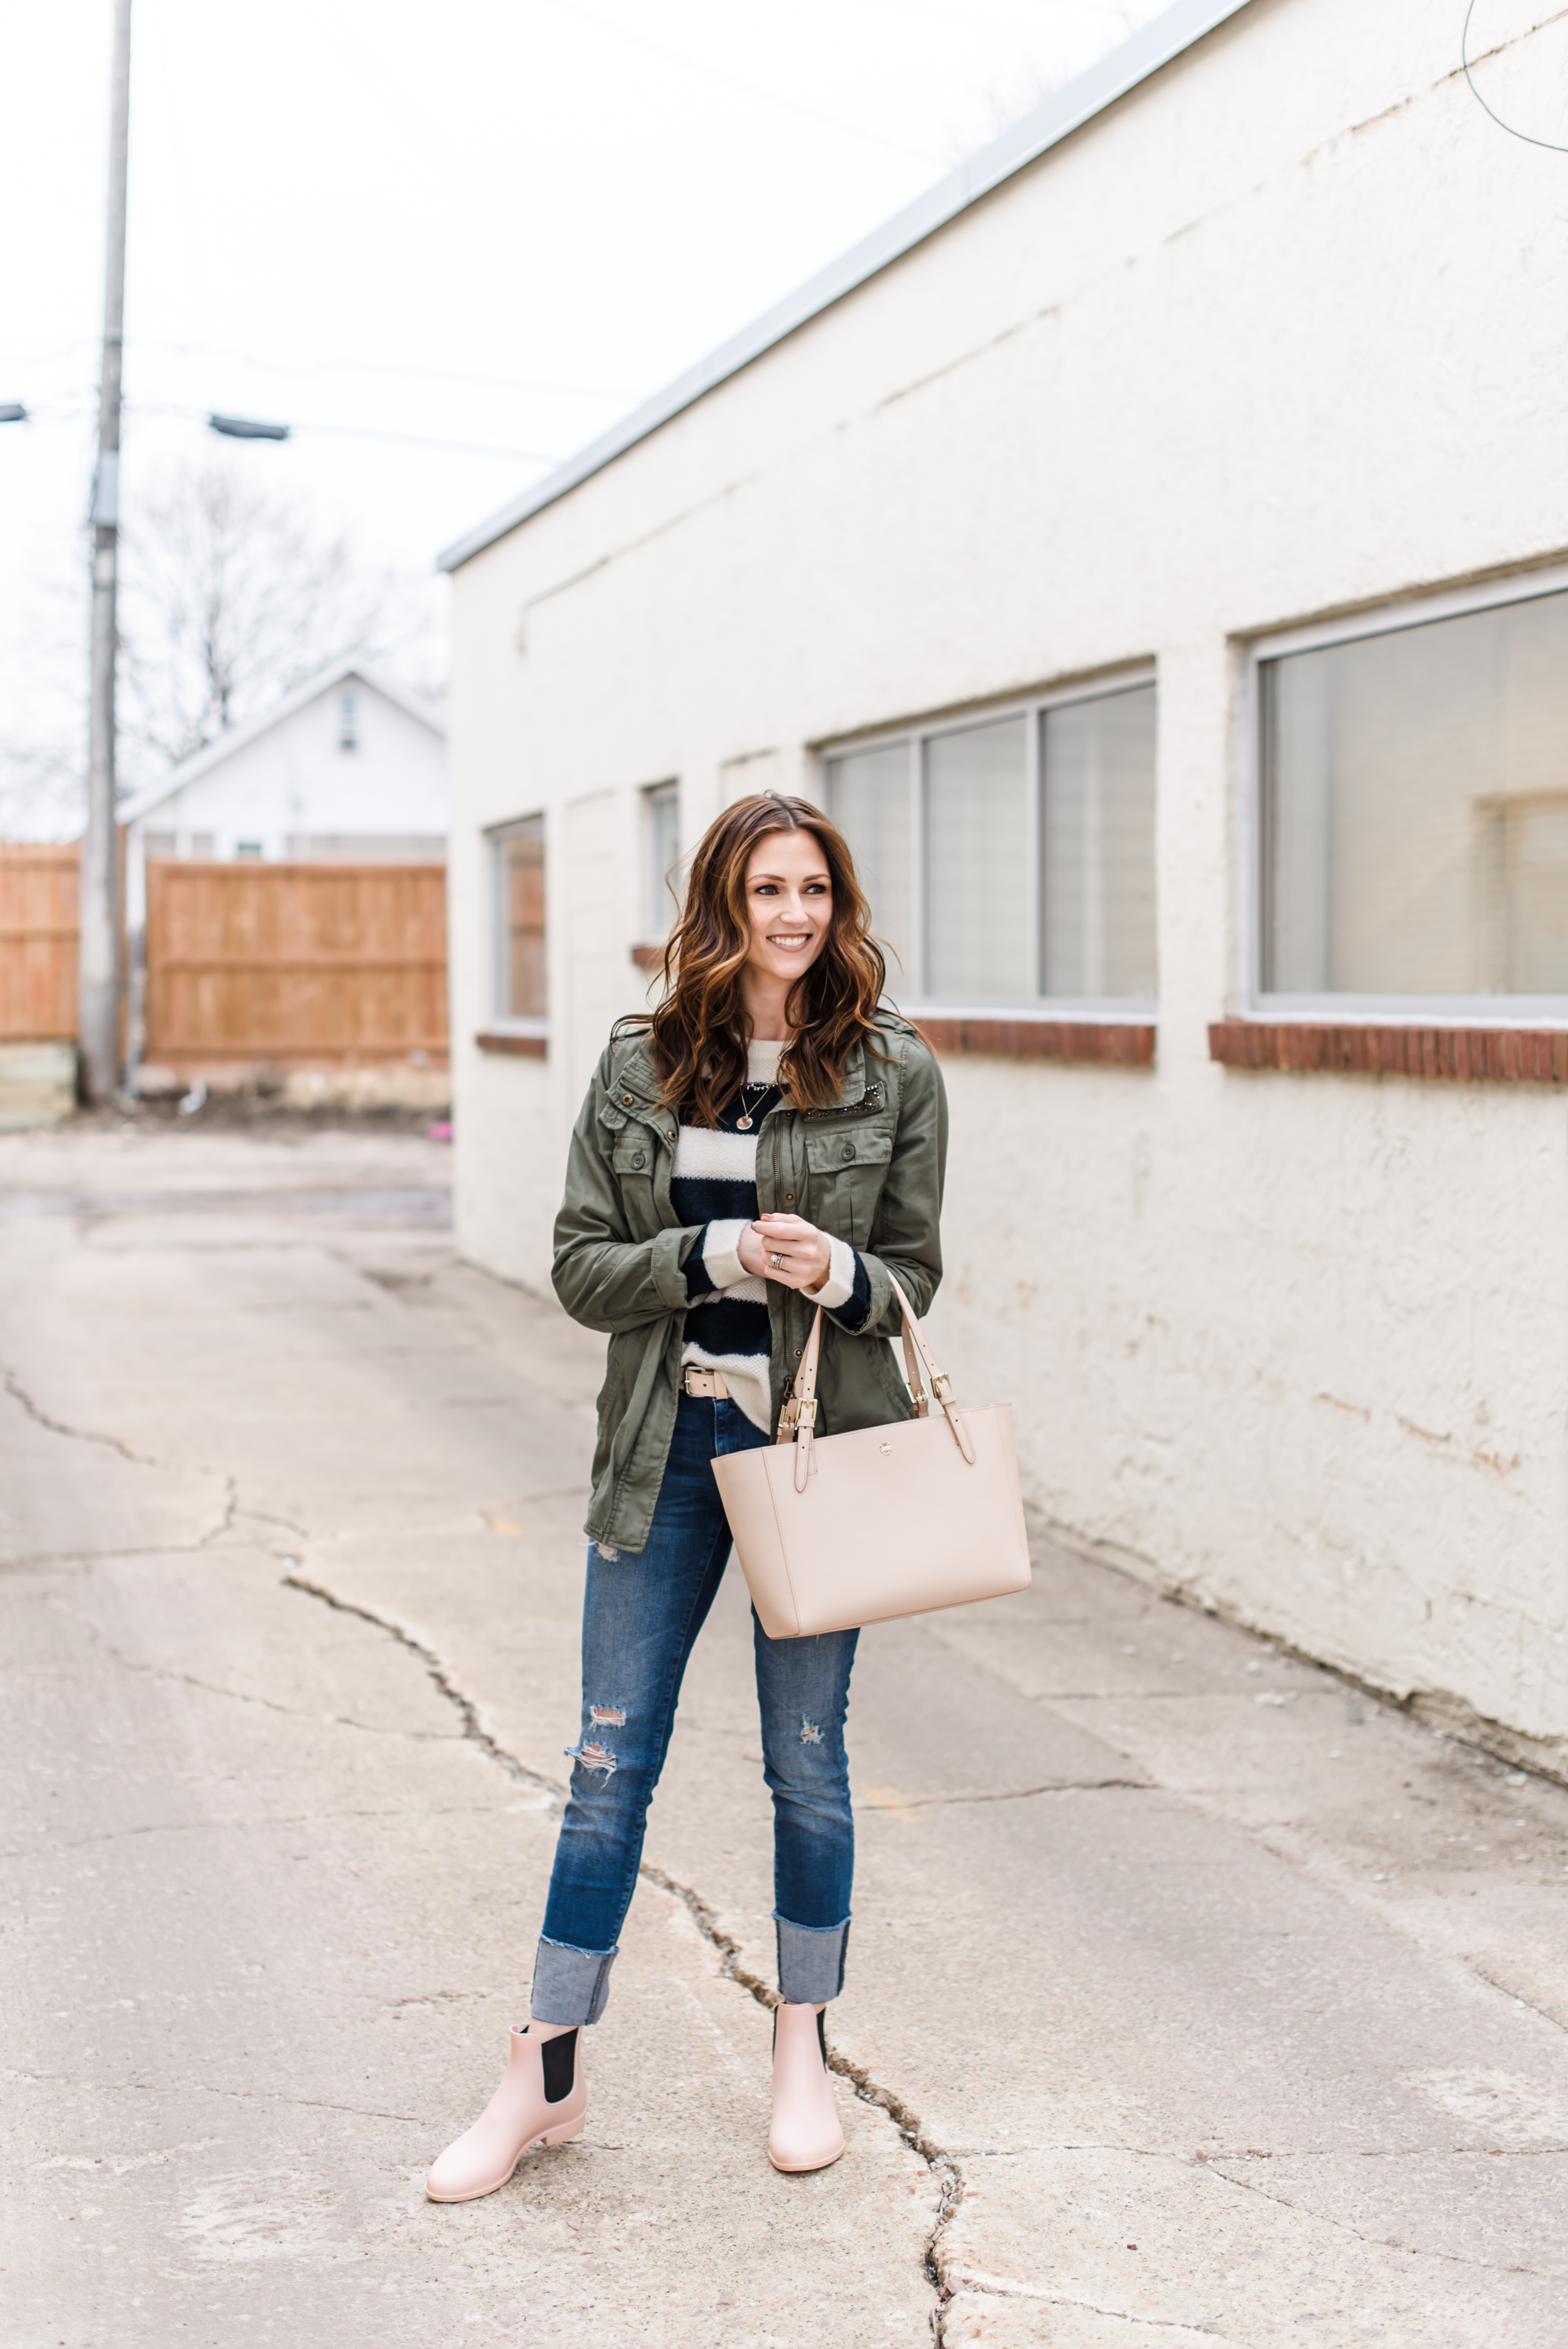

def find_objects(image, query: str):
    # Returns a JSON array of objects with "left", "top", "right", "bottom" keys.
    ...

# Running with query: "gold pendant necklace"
[{"left": 735, "top": 1081, "right": 767, "bottom": 1132}]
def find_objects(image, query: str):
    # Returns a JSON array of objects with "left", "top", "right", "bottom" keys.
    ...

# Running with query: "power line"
[
  {"left": 533, "top": 0, "right": 947, "bottom": 164},
  {"left": 141, "top": 338, "right": 639, "bottom": 402},
  {"left": 1461, "top": 0, "right": 1568, "bottom": 153},
  {"left": 0, "top": 333, "right": 638, "bottom": 403}
]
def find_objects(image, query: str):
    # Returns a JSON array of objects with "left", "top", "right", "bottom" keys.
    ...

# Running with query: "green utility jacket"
[{"left": 552, "top": 1011, "right": 949, "bottom": 1556}]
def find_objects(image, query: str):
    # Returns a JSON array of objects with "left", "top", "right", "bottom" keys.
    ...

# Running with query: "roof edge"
[
  {"left": 438, "top": 0, "right": 1254, "bottom": 574},
  {"left": 119, "top": 658, "right": 445, "bottom": 823}
]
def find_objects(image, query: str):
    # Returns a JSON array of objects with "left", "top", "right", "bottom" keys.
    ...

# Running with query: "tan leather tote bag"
[{"left": 710, "top": 1272, "right": 1032, "bottom": 1639}]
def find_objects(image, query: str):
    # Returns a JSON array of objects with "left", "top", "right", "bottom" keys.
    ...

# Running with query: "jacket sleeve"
[
  {"left": 854, "top": 1037, "right": 948, "bottom": 1334},
  {"left": 551, "top": 1057, "right": 703, "bottom": 1335}
]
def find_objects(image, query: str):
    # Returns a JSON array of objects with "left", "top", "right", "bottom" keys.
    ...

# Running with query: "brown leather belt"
[{"left": 682, "top": 1366, "right": 731, "bottom": 1399}]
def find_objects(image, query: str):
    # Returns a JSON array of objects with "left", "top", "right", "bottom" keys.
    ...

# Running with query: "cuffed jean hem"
[
  {"left": 776, "top": 1912, "right": 851, "bottom": 2005},
  {"left": 530, "top": 1934, "right": 619, "bottom": 2026}
]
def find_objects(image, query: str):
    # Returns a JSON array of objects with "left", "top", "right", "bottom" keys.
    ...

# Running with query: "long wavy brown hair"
[{"left": 626, "top": 794, "right": 888, "bottom": 1127}]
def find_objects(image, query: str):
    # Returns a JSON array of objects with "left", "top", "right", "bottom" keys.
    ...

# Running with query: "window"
[
  {"left": 492, "top": 814, "right": 546, "bottom": 1022},
  {"left": 824, "top": 679, "right": 1156, "bottom": 1006},
  {"left": 644, "top": 781, "right": 680, "bottom": 935},
  {"left": 142, "top": 832, "right": 176, "bottom": 860},
  {"left": 1259, "top": 583, "right": 1568, "bottom": 1004},
  {"left": 233, "top": 841, "right": 264, "bottom": 859},
  {"left": 338, "top": 690, "right": 358, "bottom": 752}
]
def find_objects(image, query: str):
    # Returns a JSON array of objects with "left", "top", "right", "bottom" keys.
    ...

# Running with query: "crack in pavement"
[
  {"left": 198, "top": 1478, "right": 241, "bottom": 1548},
  {"left": 280, "top": 1566, "right": 967, "bottom": 2340},
  {"left": 945, "top": 2266, "right": 1232, "bottom": 2335},
  {"left": 2, "top": 1363, "right": 234, "bottom": 1541},
  {"left": 281, "top": 1570, "right": 560, "bottom": 1794},
  {"left": 637, "top": 1858, "right": 965, "bottom": 2326},
  {"left": 4, "top": 1364, "right": 167, "bottom": 1469},
  {"left": 8, "top": 2069, "right": 429, "bottom": 2124},
  {"left": 0, "top": 1800, "right": 527, "bottom": 1861},
  {"left": 1459, "top": 1961, "right": 1568, "bottom": 2033},
  {"left": 1205, "top": 2159, "right": 1568, "bottom": 2278},
  {"left": 860, "top": 1778, "right": 1153, "bottom": 1810},
  {"left": 46, "top": 1600, "right": 470, "bottom": 1745}
]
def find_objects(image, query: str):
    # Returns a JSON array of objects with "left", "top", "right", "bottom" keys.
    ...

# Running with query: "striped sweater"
[{"left": 674, "top": 1037, "right": 873, "bottom": 1432}]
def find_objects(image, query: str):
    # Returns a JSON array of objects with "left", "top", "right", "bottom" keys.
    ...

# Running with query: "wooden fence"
[
  {"left": 0, "top": 845, "right": 79, "bottom": 1042},
  {"left": 145, "top": 861, "right": 448, "bottom": 1066}
]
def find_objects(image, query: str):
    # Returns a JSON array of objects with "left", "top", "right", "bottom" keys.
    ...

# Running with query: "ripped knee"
[{"left": 564, "top": 1701, "right": 628, "bottom": 1779}]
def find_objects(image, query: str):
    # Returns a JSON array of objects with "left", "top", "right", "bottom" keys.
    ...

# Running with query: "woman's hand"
[{"left": 741, "top": 1212, "right": 832, "bottom": 1293}]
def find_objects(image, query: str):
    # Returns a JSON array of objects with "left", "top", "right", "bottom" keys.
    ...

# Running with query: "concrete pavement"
[{"left": 2, "top": 1115, "right": 1566, "bottom": 2347}]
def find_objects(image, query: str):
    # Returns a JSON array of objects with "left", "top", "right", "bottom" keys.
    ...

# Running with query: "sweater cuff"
[
  {"left": 807, "top": 1235, "right": 858, "bottom": 1311},
  {"left": 700, "top": 1217, "right": 749, "bottom": 1292}
]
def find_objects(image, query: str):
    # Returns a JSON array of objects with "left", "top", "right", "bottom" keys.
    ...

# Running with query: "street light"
[
  {"left": 0, "top": 403, "right": 26, "bottom": 424},
  {"left": 208, "top": 414, "right": 291, "bottom": 441}
]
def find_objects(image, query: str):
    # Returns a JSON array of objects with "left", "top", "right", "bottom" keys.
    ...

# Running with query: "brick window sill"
[
  {"left": 476, "top": 1030, "right": 548, "bottom": 1058},
  {"left": 916, "top": 1017, "right": 1155, "bottom": 1066},
  {"left": 1209, "top": 1020, "right": 1568, "bottom": 1085},
  {"left": 630, "top": 942, "right": 667, "bottom": 972}
]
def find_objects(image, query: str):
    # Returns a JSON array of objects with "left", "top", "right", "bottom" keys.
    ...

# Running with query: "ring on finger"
[{"left": 769, "top": 1250, "right": 785, "bottom": 1269}]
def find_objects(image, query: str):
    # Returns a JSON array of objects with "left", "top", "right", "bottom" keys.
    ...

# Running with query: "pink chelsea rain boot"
[
  {"left": 425, "top": 2026, "right": 585, "bottom": 2203},
  {"left": 768, "top": 2003, "right": 845, "bottom": 2174}
]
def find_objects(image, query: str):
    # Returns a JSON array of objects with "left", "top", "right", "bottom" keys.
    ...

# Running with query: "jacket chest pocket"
[
  {"left": 604, "top": 1112, "right": 664, "bottom": 1238},
  {"left": 803, "top": 1126, "right": 894, "bottom": 1248}
]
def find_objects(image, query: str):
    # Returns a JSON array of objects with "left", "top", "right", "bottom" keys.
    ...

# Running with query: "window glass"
[
  {"left": 825, "top": 744, "right": 913, "bottom": 987},
  {"left": 1263, "top": 590, "right": 1568, "bottom": 995},
  {"left": 826, "top": 683, "right": 1156, "bottom": 1006},
  {"left": 926, "top": 717, "right": 1029, "bottom": 1001},
  {"left": 497, "top": 817, "right": 546, "bottom": 1019},
  {"left": 645, "top": 783, "right": 680, "bottom": 934},
  {"left": 1042, "top": 685, "right": 1156, "bottom": 998}
]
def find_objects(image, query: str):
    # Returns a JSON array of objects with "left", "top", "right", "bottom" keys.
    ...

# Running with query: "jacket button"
[
  {"left": 840, "top": 1143, "right": 855, "bottom": 1162},
  {"left": 631, "top": 1150, "right": 646, "bottom": 1170},
  {"left": 621, "top": 1093, "right": 633, "bottom": 1105}
]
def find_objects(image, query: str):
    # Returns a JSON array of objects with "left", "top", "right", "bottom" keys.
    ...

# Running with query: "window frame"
[
  {"left": 486, "top": 811, "right": 549, "bottom": 1038},
  {"left": 1241, "top": 563, "right": 1568, "bottom": 1027},
  {"left": 641, "top": 778, "right": 681, "bottom": 940},
  {"left": 817, "top": 665, "right": 1157, "bottom": 1022}
]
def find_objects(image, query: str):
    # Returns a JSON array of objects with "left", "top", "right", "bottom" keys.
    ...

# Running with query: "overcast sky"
[{"left": 0, "top": 0, "right": 1172, "bottom": 833}]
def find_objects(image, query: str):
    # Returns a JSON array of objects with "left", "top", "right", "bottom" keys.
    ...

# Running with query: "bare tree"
[{"left": 117, "top": 463, "right": 437, "bottom": 783}]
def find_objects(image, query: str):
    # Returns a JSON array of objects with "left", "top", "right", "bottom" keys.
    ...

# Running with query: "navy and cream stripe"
[{"left": 674, "top": 1038, "right": 872, "bottom": 1433}]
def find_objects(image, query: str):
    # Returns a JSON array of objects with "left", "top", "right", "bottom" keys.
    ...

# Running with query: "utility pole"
[{"left": 79, "top": 0, "right": 132, "bottom": 1104}]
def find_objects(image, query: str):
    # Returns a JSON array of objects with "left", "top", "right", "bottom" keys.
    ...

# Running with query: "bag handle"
[{"left": 776, "top": 1269, "right": 974, "bottom": 1492}]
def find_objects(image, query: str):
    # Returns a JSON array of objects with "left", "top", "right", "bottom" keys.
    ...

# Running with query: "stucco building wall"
[{"left": 445, "top": 0, "right": 1568, "bottom": 1750}]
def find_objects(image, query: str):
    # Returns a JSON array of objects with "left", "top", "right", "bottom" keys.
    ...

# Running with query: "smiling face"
[{"left": 742, "top": 827, "right": 833, "bottom": 994}]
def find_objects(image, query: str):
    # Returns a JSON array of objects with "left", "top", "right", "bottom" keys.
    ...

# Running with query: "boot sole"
[
  {"left": 425, "top": 2115, "right": 584, "bottom": 2203},
  {"left": 767, "top": 2131, "right": 846, "bottom": 2175}
]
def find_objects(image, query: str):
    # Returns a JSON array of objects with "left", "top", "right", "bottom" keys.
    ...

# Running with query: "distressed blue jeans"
[{"left": 531, "top": 1393, "right": 858, "bottom": 2026}]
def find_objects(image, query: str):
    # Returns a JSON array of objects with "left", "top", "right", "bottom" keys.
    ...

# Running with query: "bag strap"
[
  {"left": 884, "top": 1270, "right": 975, "bottom": 1466},
  {"left": 776, "top": 1270, "right": 973, "bottom": 1493}
]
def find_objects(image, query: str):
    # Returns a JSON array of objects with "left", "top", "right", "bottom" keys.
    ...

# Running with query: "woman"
[{"left": 426, "top": 792, "right": 947, "bottom": 2201}]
